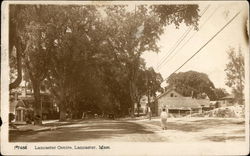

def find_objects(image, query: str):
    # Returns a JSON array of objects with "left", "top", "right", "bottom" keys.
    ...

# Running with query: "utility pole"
[
  {"left": 146, "top": 70, "right": 151, "bottom": 120},
  {"left": 147, "top": 71, "right": 150, "bottom": 107},
  {"left": 41, "top": 94, "right": 43, "bottom": 122}
]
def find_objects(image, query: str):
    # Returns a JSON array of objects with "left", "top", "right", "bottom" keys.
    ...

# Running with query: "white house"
[{"left": 156, "top": 89, "right": 210, "bottom": 117}]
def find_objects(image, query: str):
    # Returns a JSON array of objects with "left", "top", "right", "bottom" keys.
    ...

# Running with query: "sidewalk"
[
  {"left": 9, "top": 119, "right": 92, "bottom": 133},
  {"left": 10, "top": 120, "right": 65, "bottom": 133}
]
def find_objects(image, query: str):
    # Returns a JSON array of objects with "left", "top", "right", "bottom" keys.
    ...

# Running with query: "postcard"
[{"left": 1, "top": 1, "right": 249, "bottom": 155}]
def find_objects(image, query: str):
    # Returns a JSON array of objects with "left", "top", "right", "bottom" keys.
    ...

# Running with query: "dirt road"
[{"left": 10, "top": 117, "right": 245, "bottom": 142}]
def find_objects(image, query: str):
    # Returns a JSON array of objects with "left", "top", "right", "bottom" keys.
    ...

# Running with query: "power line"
[
  {"left": 157, "top": 26, "right": 192, "bottom": 68},
  {"left": 165, "top": 11, "right": 241, "bottom": 81},
  {"left": 156, "top": 5, "right": 210, "bottom": 70},
  {"left": 159, "top": 6, "right": 220, "bottom": 69},
  {"left": 156, "top": 27, "right": 192, "bottom": 69}
]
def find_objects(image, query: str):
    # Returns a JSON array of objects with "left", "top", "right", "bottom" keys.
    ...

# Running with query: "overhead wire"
[
  {"left": 158, "top": 5, "right": 220, "bottom": 70},
  {"left": 156, "top": 4, "right": 210, "bottom": 70},
  {"left": 164, "top": 11, "right": 241, "bottom": 81}
]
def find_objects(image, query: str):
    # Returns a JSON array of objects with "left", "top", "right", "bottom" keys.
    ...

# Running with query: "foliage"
[
  {"left": 151, "top": 5, "right": 200, "bottom": 30},
  {"left": 9, "top": 5, "right": 24, "bottom": 90},
  {"left": 166, "top": 70, "right": 216, "bottom": 100},
  {"left": 9, "top": 4, "right": 200, "bottom": 120},
  {"left": 213, "top": 88, "right": 229, "bottom": 100},
  {"left": 225, "top": 47, "right": 245, "bottom": 104},
  {"left": 9, "top": 5, "right": 52, "bottom": 124},
  {"left": 102, "top": 5, "right": 200, "bottom": 116},
  {"left": 145, "top": 67, "right": 164, "bottom": 97}
]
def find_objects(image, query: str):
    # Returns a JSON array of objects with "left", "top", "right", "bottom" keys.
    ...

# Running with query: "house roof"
[
  {"left": 220, "top": 94, "right": 234, "bottom": 100},
  {"left": 160, "top": 97, "right": 209, "bottom": 110},
  {"left": 156, "top": 89, "right": 183, "bottom": 99},
  {"left": 16, "top": 100, "right": 26, "bottom": 108}
]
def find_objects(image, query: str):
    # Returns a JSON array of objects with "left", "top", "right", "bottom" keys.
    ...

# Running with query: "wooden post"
[
  {"left": 20, "top": 110, "right": 23, "bottom": 122},
  {"left": 178, "top": 110, "right": 181, "bottom": 117},
  {"left": 41, "top": 96, "right": 43, "bottom": 121}
]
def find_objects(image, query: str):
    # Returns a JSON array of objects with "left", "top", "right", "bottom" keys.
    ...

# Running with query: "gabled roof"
[
  {"left": 16, "top": 100, "right": 26, "bottom": 108},
  {"left": 156, "top": 89, "right": 183, "bottom": 99}
]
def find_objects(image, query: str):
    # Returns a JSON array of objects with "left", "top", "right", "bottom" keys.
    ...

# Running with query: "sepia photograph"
[{"left": 1, "top": 1, "right": 249, "bottom": 155}]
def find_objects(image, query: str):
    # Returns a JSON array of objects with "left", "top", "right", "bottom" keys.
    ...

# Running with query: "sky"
[{"left": 141, "top": 1, "right": 249, "bottom": 93}]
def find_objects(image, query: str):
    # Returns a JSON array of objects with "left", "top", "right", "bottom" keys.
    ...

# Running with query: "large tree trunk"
[
  {"left": 137, "top": 103, "right": 140, "bottom": 117},
  {"left": 128, "top": 58, "right": 140, "bottom": 118},
  {"left": 59, "top": 109, "right": 67, "bottom": 121},
  {"left": 32, "top": 80, "right": 42, "bottom": 125},
  {"left": 9, "top": 6, "right": 23, "bottom": 90},
  {"left": 129, "top": 79, "right": 136, "bottom": 117},
  {"left": 59, "top": 100, "right": 67, "bottom": 121},
  {"left": 136, "top": 95, "right": 141, "bottom": 117},
  {"left": 71, "top": 101, "right": 79, "bottom": 119},
  {"left": 9, "top": 38, "right": 23, "bottom": 90}
]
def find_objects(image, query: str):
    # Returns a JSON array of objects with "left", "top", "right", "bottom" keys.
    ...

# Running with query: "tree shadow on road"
[{"left": 9, "top": 121, "right": 157, "bottom": 142}]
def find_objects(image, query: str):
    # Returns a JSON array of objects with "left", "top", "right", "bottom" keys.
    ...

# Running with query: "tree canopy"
[
  {"left": 9, "top": 4, "right": 200, "bottom": 121},
  {"left": 166, "top": 70, "right": 216, "bottom": 100},
  {"left": 225, "top": 47, "right": 245, "bottom": 104},
  {"left": 213, "top": 88, "right": 229, "bottom": 100}
]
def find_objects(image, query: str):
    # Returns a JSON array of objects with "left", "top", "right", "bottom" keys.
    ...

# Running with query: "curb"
[
  {"left": 31, "top": 126, "right": 62, "bottom": 132},
  {"left": 9, "top": 126, "right": 61, "bottom": 133}
]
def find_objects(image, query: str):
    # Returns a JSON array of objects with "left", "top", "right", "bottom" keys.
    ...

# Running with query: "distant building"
[
  {"left": 134, "top": 95, "right": 147, "bottom": 115},
  {"left": 9, "top": 99, "right": 27, "bottom": 123},
  {"left": 209, "top": 101, "right": 218, "bottom": 109},
  {"left": 134, "top": 95, "right": 155, "bottom": 116},
  {"left": 156, "top": 89, "right": 211, "bottom": 117},
  {"left": 217, "top": 94, "right": 234, "bottom": 107},
  {"left": 9, "top": 90, "right": 59, "bottom": 123}
]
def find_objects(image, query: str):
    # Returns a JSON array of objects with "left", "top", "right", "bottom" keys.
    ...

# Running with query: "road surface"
[
  {"left": 10, "top": 118, "right": 245, "bottom": 142},
  {"left": 10, "top": 119, "right": 167, "bottom": 142}
]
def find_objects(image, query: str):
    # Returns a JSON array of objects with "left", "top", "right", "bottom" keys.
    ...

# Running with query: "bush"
[{"left": 9, "top": 113, "right": 15, "bottom": 123}]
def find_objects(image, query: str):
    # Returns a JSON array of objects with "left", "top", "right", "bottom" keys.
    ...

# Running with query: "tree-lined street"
[
  {"left": 7, "top": 2, "right": 247, "bottom": 147},
  {"left": 9, "top": 4, "right": 200, "bottom": 123}
]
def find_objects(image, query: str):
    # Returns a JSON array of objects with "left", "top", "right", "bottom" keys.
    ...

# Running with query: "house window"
[{"left": 170, "top": 93, "right": 174, "bottom": 97}]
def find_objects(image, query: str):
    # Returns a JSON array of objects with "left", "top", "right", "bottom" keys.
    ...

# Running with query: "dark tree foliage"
[
  {"left": 102, "top": 5, "right": 200, "bottom": 116},
  {"left": 166, "top": 71, "right": 216, "bottom": 100},
  {"left": 9, "top": 4, "right": 200, "bottom": 120},
  {"left": 151, "top": 5, "right": 200, "bottom": 29},
  {"left": 225, "top": 47, "right": 245, "bottom": 104},
  {"left": 213, "top": 88, "right": 229, "bottom": 100}
]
